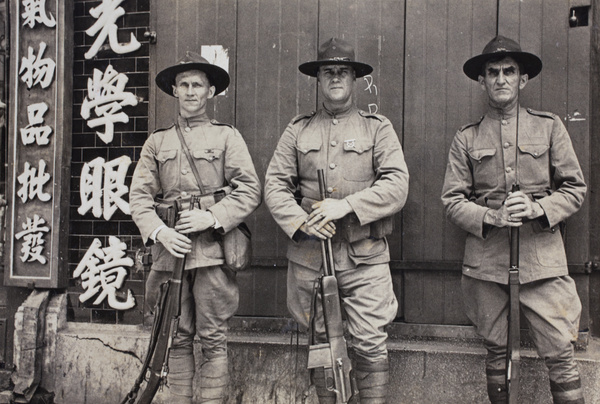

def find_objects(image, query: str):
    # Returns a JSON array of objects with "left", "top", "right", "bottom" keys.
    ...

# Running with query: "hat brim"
[
  {"left": 463, "top": 51, "right": 542, "bottom": 81},
  {"left": 156, "top": 63, "right": 230, "bottom": 96},
  {"left": 298, "top": 60, "right": 373, "bottom": 78}
]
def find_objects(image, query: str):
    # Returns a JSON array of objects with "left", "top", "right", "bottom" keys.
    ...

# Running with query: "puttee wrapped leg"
[
  {"left": 486, "top": 367, "right": 508, "bottom": 404},
  {"left": 167, "top": 347, "right": 195, "bottom": 404},
  {"left": 354, "top": 356, "right": 389, "bottom": 404},
  {"left": 199, "top": 356, "right": 229, "bottom": 403},
  {"left": 550, "top": 378, "right": 585, "bottom": 404},
  {"left": 311, "top": 367, "right": 336, "bottom": 404}
]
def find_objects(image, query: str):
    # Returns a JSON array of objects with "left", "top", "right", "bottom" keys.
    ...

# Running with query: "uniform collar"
[
  {"left": 322, "top": 103, "right": 357, "bottom": 119},
  {"left": 486, "top": 104, "right": 520, "bottom": 120},
  {"left": 178, "top": 113, "right": 210, "bottom": 130}
]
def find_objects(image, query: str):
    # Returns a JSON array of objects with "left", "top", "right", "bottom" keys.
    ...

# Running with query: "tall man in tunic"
[
  {"left": 441, "top": 36, "right": 586, "bottom": 404},
  {"left": 265, "top": 38, "right": 409, "bottom": 403},
  {"left": 130, "top": 52, "right": 261, "bottom": 403}
]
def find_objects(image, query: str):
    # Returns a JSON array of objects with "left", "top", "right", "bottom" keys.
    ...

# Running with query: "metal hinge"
[
  {"left": 144, "top": 29, "right": 157, "bottom": 44},
  {"left": 584, "top": 261, "right": 599, "bottom": 274}
]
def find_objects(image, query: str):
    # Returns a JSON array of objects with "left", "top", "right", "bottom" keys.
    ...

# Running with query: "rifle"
[
  {"left": 306, "top": 169, "right": 358, "bottom": 404},
  {"left": 506, "top": 183, "right": 521, "bottom": 403},
  {"left": 121, "top": 197, "right": 191, "bottom": 404}
]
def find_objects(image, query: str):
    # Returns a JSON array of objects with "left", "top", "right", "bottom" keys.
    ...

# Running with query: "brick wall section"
[{"left": 69, "top": 0, "right": 149, "bottom": 325}]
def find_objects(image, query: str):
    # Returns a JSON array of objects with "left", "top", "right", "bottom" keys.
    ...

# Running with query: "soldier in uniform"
[
  {"left": 265, "top": 38, "right": 409, "bottom": 403},
  {"left": 130, "top": 52, "right": 261, "bottom": 403},
  {"left": 441, "top": 36, "right": 587, "bottom": 404}
]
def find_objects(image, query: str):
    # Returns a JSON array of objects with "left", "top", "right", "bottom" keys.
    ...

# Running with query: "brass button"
[
  {"left": 504, "top": 142, "right": 510, "bottom": 148},
  {"left": 331, "top": 140, "right": 337, "bottom": 146},
  {"left": 182, "top": 169, "right": 188, "bottom": 175},
  {"left": 332, "top": 119, "right": 338, "bottom": 125},
  {"left": 329, "top": 163, "right": 336, "bottom": 169},
  {"left": 184, "top": 127, "right": 191, "bottom": 132},
  {"left": 327, "top": 187, "right": 334, "bottom": 193},
  {"left": 181, "top": 191, "right": 188, "bottom": 197},
  {"left": 505, "top": 167, "right": 512, "bottom": 173},
  {"left": 501, "top": 119, "right": 508, "bottom": 125}
]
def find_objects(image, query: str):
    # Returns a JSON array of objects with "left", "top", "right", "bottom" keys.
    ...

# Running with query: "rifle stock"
[
  {"left": 507, "top": 184, "right": 521, "bottom": 403},
  {"left": 306, "top": 169, "right": 357, "bottom": 404},
  {"left": 122, "top": 198, "right": 189, "bottom": 404}
]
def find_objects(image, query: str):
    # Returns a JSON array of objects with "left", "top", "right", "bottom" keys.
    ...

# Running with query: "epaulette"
[
  {"left": 358, "top": 110, "right": 384, "bottom": 122},
  {"left": 151, "top": 123, "right": 174, "bottom": 134},
  {"left": 291, "top": 112, "right": 315, "bottom": 124},
  {"left": 210, "top": 119, "right": 234, "bottom": 128},
  {"left": 526, "top": 108, "right": 555, "bottom": 120},
  {"left": 459, "top": 116, "right": 484, "bottom": 132}
]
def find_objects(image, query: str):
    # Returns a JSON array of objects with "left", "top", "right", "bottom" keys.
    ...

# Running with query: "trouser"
[
  {"left": 288, "top": 261, "right": 397, "bottom": 403},
  {"left": 462, "top": 275, "right": 584, "bottom": 404},
  {"left": 145, "top": 265, "right": 239, "bottom": 403}
]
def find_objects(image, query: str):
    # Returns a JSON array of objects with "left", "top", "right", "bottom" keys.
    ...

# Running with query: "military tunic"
[
  {"left": 130, "top": 115, "right": 261, "bottom": 271},
  {"left": 441, "top": 106, "right": 586, "bottom": 284},
  {"left": 129, "top": 115, "right": 261, "bottom": 379},
  {"left": 441, "top": 106, "right": 586, "bottom": 389},
  {"left": 265, "top": 105, "right": 409, "bottom": 361}
]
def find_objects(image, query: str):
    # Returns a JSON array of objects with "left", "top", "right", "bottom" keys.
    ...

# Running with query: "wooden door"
[{"left": 148, "top": 0, "right": 594, "bottom": 332}]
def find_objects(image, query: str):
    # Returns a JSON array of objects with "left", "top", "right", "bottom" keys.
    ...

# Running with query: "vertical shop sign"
[{"left": 5, "top": 0, "right": 73, "bottom": 287}]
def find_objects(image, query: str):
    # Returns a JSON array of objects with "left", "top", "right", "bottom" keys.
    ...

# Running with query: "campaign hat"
[
  {"left": 299, "top": 37, "right": 373, "bottom": 78},
  {"left": 463, "top": 36, "right": 542, "bottom": 81},
  {"left": 155, "top": 51, "right": 230, "bottom": 96}
]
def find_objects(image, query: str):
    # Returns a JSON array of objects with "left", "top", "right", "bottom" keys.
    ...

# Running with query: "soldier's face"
[
  {"left": 172, "top": 70, "right": 216, "bottom": 117},
  {"left": 479, "top": 57, "right": 528, "bottom": 109},
  {"left": 318, "top": 65, "right": 356, "bottom": 104}
]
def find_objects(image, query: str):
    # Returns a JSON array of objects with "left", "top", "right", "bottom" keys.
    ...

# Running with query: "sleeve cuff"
[{"left": 150, "top": 224, "right": 167, "bottom": 243}]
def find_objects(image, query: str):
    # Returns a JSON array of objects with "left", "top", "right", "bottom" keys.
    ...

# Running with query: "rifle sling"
[{"left": 175, "top": 124, "right": 206, "bottom": 194}]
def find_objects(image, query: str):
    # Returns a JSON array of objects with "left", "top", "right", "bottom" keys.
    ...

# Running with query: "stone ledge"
[{"left": 53, "top": 320, "right": 600, "bottom": 403}]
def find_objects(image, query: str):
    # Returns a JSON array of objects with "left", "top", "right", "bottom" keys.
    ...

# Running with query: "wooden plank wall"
[
  {"left": 145, "top": 0, "right": 595, "bottom": 327},
  {"left": 151, "top": 0, "right": 237, "bottom": 130},
  {"left": 403, "top": 0, "right": 497, "bottom": 264}
]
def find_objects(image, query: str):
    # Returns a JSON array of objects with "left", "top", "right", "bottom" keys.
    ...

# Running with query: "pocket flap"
[
  {"left": 343, "top": 141, "right": 374, "bottom": 154},
  {"left": 192, "top": 148, "right": 223, "bottom": 161},
  {"left": 157, "top": 149, "right": 177, "bottom": 163},
  {"left": 296, "top": 143, "right": 322, "bottom": 155},
  {"left": 467, "top": 148, "right": 496, "bottom": 161},
  {"left": 519, "top": 144, "right": 549, "bottom": 158}
]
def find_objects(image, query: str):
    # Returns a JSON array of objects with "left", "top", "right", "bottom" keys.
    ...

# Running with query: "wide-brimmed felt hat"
[
  {"left": 463, "top": 36, "right": 542, "bottom": 81},
  {"left": 155, "top": 51, "right": 230, "bottom": 96},
  {"left": 299, "top": 38, "right": 373, "bottom": 78}
]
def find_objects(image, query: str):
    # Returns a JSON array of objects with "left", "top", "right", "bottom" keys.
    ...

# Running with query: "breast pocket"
[
  {"left": 157, "top": 149, "right": 179, "bottom": 192},
  {"left": 191, "top": 148, "right": 224, "bottom": 187},
  {"left": 467, "top": 148, "right": 498, "bottom": 189},
  {"left": 296, "top": 142, "right": 322, "bottom": 178},
  {"left": 342, "top": 141, "right": 374, "bottom": 182},
  {"left": 518, "top": 143, "right": 550, "bottom": 186}
]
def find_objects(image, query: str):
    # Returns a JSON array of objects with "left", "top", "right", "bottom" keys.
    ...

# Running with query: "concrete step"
[{"left": 48, "top": 318, "right": 600, "bottom": 403}]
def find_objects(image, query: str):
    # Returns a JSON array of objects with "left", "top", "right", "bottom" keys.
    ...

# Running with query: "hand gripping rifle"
[
  {"left": 507, "top": 105, "right": 522, "bottom": 403},
  {"left": 507, "top": 183, "right": 521, "bottom": 403},
  {"left": 306, "top": 169, "right": 358, "bottom": 403},
  {"left": 121, "top": 197, "right": 191, "bottom": 404}
]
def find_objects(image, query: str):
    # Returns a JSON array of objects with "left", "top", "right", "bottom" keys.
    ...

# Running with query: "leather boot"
[
  {"left": 167, "top": 348, "right": 195, "bottom": 404},
  {"left": 199, "top": 356, "right": 229, "bottom": 403},
  {"left": 550, "top": 378, "right": 585, "bottom": 404},
  {"left": 486, "top": 367, "right": 507, "bottom": 404},
  {"left": 354, "top": 357, "right": 389, "bottom": 404},
  {"left": 311, "top": 368, "right": 336, "bottom": 404}
]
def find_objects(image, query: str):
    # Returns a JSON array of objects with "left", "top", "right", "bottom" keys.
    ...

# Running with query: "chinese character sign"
[
  {"left": 78, "top": 156, "right": 131, "bottom": 220},
  {"left": 74, "top": 237, "right": 136, "bottom": 310},
  {"left": 6, "top": 0, "right": 72, "bottom": 287},
  {"left": 80, "top": 65, "right": 139, "bottom": 144},
  {"left": 21, "top": 0, "right": 56, "bottom": 29},
  {"left": 84, "top": 0, "right": 141, "bottom": 59}
]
